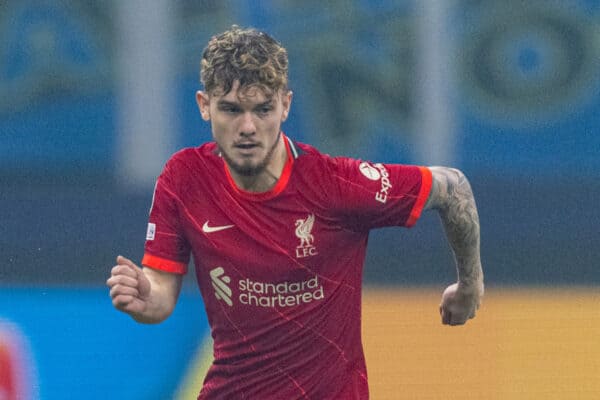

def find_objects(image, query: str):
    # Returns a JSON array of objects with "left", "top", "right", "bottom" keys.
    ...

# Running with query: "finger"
[
  {"left": 112, "top": 294, "right": 134, "bottom": 308},
  {"left": 110, "top": 284, "right": 139, "bottom": 299},
  {"left": 440, "top": 307, "right": 452, "bottom": 325},
  {"left": 107, "top": 274, "right": 139, "bottom": 289},
  {"left": 451, "top": 308, "right": 474, "bottom": 325},
  {"left": 117, "top": 255, "right": 137, "bottom": 269},
  {"left": 111, "top": 264, "right": 138, "bottom": 279},
  {"left": 450, "top": 316, "right": 467, "bottom": 326},
  {"left": 113, "top": 296, "right": 145, "bottom": 314},
  {"left": 116, "top": 256, "right": 142, "bottom": 281},
  {"left": 106, "top": 274, "right": 139, "bottom": 288}
]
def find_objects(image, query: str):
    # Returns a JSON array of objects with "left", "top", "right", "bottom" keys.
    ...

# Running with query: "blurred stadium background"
[{"left": 1, "top": 0, "right": 599, "bottom": 399}]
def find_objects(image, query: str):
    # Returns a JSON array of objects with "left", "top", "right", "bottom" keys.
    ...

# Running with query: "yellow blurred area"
[
  {"left": 177, "top": 287, "right": 600, "bottom": 399},
  {"left": 175, "top": 335, "right": 213, "bottom": 400},
  {"left": 362, "top": 287, "right": 600, "bottom": 400}
]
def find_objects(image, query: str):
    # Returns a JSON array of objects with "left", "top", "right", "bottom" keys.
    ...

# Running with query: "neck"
[{"left": 229, "top": 135, "right": 288, "bottom": 193}]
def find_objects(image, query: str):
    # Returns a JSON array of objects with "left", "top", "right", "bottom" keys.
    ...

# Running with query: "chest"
[{"left": 179, "top": 188, "right": 362, "bottom": 282}]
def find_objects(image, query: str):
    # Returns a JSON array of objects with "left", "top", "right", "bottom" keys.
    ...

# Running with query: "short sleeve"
[
  {"left": 141, "top": 163, "right": 191, "bottom": 274},
  {"left": 327, "top": 158, "right": 432, "bottom": 230}
]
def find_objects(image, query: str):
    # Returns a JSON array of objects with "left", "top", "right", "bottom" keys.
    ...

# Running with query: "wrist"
[
  {"left": 457, "top": 269, "right": 484, "bottom": 289},
  {"left": 457, "top": 276, "right": 484, "bottom": 299}
]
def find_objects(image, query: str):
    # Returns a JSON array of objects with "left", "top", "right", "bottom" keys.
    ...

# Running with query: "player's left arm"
[{"left": 424, "top": 166, "right": 484, "bottom": 326}]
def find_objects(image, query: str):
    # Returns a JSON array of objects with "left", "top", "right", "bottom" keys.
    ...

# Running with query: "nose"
[{"left": 239, "top": 112, "right": 256, "bottom": 136}]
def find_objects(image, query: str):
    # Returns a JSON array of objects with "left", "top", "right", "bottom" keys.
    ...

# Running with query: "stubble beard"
[{"left": 220, "top": 131, "right": 282, "bottom": 177}]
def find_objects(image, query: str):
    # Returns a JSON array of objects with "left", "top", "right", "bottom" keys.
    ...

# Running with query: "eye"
[
  {"left": 257, "top": 106, "right": 273, "bottom": 115},
  {"left": 220, "top": 105, "right": 240, "bottom": 114}
]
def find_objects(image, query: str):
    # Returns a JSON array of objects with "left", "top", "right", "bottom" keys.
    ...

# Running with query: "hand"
[
  {"left": 107, "top": 255, "right": 151, "bottom": 315},
  {"left": 439, "top": 281, "right": 483, "bottom": 326}
]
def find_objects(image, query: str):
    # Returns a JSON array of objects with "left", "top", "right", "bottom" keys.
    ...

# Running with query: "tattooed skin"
[{"left": 425, "top": 167, "right": 483, "bottom": 288}]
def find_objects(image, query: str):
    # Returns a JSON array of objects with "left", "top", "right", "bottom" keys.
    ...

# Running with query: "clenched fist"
[
  {"left": 439, "top": 282, "right": 484, "bottom": 326},
  {"left": 106, "top": 255, "right": 152, "bottom": 316}
]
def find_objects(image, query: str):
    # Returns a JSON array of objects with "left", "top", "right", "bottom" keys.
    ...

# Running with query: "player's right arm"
[{"left": 107, "top": 255, "right": 182, "bottom": 324}]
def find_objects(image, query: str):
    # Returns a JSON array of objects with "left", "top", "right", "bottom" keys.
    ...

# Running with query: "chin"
[
  {"left": 220, "top": 143, "right": 275, "bottom": 178},
  {"left": 227, "top": 157, "right": 267, "bottom": 177},
  {"left": 236, "top": 167, "right": 262, "bottom": 176}
]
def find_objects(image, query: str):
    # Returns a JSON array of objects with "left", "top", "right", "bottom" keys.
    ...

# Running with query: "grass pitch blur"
[{"left": 362, "top": 286, "right": 600, "bottom": 399}]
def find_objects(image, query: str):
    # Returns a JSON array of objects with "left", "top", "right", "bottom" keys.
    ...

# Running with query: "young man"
[{"left": 107, "top": 26, "right": 484, "bottom": 399}]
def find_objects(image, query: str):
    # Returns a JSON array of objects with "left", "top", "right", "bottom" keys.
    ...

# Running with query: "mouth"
[
  {"left": 234, "top": 142, "right": 261, "bottom": 151},
  {"left": 232, "top": 142, "right": 262, "bottom": 158},
  {"left": 235, "top": 142, "right": 258, "bottom": 149}
]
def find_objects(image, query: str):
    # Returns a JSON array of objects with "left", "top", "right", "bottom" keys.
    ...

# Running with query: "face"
[{"left": 197, "top": 81, "right": 292, "bottom": 177}]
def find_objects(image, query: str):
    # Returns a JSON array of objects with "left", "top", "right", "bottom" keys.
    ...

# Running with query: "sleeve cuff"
[
  {"left": 405, "top": 166, "right": 432, "bottom": 227},
  {"left": 141, "top": 253, "right": 188, "bottom": 275}
]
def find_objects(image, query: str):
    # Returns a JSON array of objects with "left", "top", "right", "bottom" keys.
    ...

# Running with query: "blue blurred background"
[{"left": 1, "top": 0, "right": 599, "bottom": 398}]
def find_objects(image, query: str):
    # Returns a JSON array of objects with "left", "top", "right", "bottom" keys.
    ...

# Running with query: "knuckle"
[
  {"left": 113, "top": 294, "right": 131, "bottom": 307},
  {"left": 111, "top": 283, "right": 123, "bottom": 293}
]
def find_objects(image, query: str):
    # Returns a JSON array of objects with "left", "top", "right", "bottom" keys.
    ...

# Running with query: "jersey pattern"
[{"left": 142, "top": 135, "right": 432, "bottom": 399}]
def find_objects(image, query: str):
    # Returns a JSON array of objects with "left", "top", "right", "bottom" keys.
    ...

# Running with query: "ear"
[
  {"left": 281, "top": 90, "right": 293, "bottom": 122},
  {"left": 196, "top": 91, "right": 211, "bottom": 121}
]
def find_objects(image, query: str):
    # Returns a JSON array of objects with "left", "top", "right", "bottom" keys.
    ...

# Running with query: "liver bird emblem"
[{"left": 295, "top": 214, "right": 315, "bottom": 247}]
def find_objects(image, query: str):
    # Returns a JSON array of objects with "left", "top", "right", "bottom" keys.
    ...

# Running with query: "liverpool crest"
[{"left": 295, "top": 214, "right": 318, "bottom": 258}]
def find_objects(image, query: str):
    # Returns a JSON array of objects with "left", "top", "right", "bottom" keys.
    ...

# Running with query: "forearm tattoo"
[{"left": 426, "top": 167, "right": 482, "bottom": 286}]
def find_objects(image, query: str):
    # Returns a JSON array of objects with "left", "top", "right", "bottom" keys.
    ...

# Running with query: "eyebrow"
[
  {"left": 216, "top": 99, "right": 274, "bottom": 108},
  {"left": 216, "top": 100, "right": 238, "bottom": 108}
]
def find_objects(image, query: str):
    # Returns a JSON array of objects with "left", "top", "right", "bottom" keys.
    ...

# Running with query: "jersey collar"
[{"left": 223, "top": 133, "right": 294, "bottom": 201}]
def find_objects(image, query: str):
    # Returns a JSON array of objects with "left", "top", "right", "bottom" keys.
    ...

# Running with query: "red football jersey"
[{"left": 142, "top": 135, "right": 432, "bottom": 399}]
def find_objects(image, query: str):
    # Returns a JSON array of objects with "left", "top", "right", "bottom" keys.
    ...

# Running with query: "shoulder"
[
  {"left": 292, "top": 140, "right": 394, "bottom": 184},
  {"left": 292, "top": 140, "right": 350, "bottom": 169},
  {"left": 167, "top": 142, "right": 218, "bottom": 163},
  {"left": 160, "top": 142, "right": 221, "bottom": 186},
  {"left": 164, "top": 142, "right": 219, "bottom": 171},
  {"left": 287, "top": 139, "right": 333, "bottom": 172},
  {"left": 291, "top": 140, "right": 323, "bottom": 161},
  {"left": 290, "top": 138, "right": 426, "bottom": 183}
]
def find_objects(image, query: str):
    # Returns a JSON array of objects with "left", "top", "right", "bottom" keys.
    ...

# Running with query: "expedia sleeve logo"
[
  {"left": 359, "top": 162, "right": 393, "bottom": 204},
  {"left": 359, "top": 162, "right": 381, "bottom": 180}
]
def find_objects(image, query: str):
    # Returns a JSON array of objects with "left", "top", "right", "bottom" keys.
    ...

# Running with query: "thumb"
[
  {"left": 117, "top": 255, "right": 151, "bottom": 297},
  {"left": 116, "top": 255, "right": 138, "bottom": 269}
]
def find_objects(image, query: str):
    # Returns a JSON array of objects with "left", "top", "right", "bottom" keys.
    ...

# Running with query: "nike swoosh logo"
[{"left": 202, "top": 221, "right": 235, "bottom": 233}]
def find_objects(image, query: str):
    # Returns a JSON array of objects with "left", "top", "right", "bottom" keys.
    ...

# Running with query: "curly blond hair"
[{"left": 201, "top": 25, "right": 289, "bottom": 97}]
